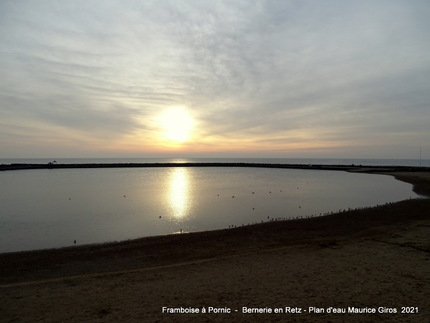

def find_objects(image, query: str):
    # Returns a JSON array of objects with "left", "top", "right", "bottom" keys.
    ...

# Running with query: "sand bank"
[{"left": 1, "top": 171, "right": 429, "bottom": 322}]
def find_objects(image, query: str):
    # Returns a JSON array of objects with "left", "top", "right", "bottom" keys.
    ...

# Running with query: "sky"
[{"left": 1, "top": 0, "right": 429, "bottom": 159}]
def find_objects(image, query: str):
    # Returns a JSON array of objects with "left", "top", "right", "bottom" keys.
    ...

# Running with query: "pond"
[{"left": 0, "top": 167, "right": 417, "bottom": 253}]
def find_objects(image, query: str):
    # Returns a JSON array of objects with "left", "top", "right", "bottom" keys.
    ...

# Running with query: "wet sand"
[{"left": 1, "top": 171, "right": 429, "bottom": 322}]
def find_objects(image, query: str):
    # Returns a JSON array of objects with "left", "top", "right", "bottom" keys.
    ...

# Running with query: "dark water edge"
[{"left": 1, "top": 162, "right": 429, "bottom": 172}]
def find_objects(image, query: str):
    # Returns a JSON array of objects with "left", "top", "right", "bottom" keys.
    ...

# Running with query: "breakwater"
[{"left": 1, "top": 162, "right": 429, "bottom": 172}]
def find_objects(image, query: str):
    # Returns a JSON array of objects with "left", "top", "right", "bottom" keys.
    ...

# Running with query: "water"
[{"left": 0, "top": 166, "right": 419, "bottom": 253}]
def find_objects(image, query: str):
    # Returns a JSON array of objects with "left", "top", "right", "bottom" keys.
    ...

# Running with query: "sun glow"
[{"left": 158, "top": 107, "right": 194, "bottom": 143}]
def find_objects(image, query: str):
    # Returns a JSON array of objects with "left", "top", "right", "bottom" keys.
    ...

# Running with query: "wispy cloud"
[{"left": 1, "top": 0, "right": 429, "bottom": 158}]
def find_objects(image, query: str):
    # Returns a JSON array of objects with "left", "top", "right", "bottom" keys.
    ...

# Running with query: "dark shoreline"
[
  {"left": 1, "top": 197, "right": 429, "bottom": 285},
  {"left": 1, "top": 162, "right": 429, "bottom": 172}
]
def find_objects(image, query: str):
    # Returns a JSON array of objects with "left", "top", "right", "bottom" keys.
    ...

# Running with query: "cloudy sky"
[{"left": 1, "top": 0, "right": 429, "bottom": 159}]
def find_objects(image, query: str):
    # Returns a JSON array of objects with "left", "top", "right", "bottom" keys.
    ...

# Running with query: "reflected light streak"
[{"left": 168, "top": 168, "right": 190, "bottom": 218}]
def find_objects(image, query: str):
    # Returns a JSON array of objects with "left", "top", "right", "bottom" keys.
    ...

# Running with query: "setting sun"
[{"left": 157, "top": 107, "right": 194, "bottom": 143}]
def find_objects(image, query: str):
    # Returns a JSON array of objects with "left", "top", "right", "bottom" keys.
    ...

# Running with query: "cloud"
[{"left": 1, "top": 0, "right": 429, "bottom": 157}]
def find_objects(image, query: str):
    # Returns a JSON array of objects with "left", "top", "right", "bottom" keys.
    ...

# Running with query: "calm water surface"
[{"left": 0, "top": 167, "right": 418, "bottom": 253}]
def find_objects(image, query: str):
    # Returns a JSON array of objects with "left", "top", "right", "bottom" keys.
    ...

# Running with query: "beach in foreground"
[{"left": 1, "top": 172, "right": 429, "bottom": 322}]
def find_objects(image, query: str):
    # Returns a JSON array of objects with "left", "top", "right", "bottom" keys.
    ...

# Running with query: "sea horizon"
[
  {"left": 1, "top": 157, "right": 429, "bottom": 168},
  {"left": 1, "top": 157, "right": 429, "bottom": 167}
]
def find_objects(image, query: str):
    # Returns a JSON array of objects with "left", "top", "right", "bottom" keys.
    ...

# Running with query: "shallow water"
[{"left": 0, "top": 167, "right": 418, "bottom": 253}]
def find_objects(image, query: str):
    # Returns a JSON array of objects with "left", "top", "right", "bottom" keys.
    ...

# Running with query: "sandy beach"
[{"left": 1, "top": 171, "right": 429, "bottom": 322}]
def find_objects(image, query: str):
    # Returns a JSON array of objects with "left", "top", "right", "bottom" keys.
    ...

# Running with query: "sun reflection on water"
[{"left": 168, "top": 168, "right": 191, "bottom": 218}]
